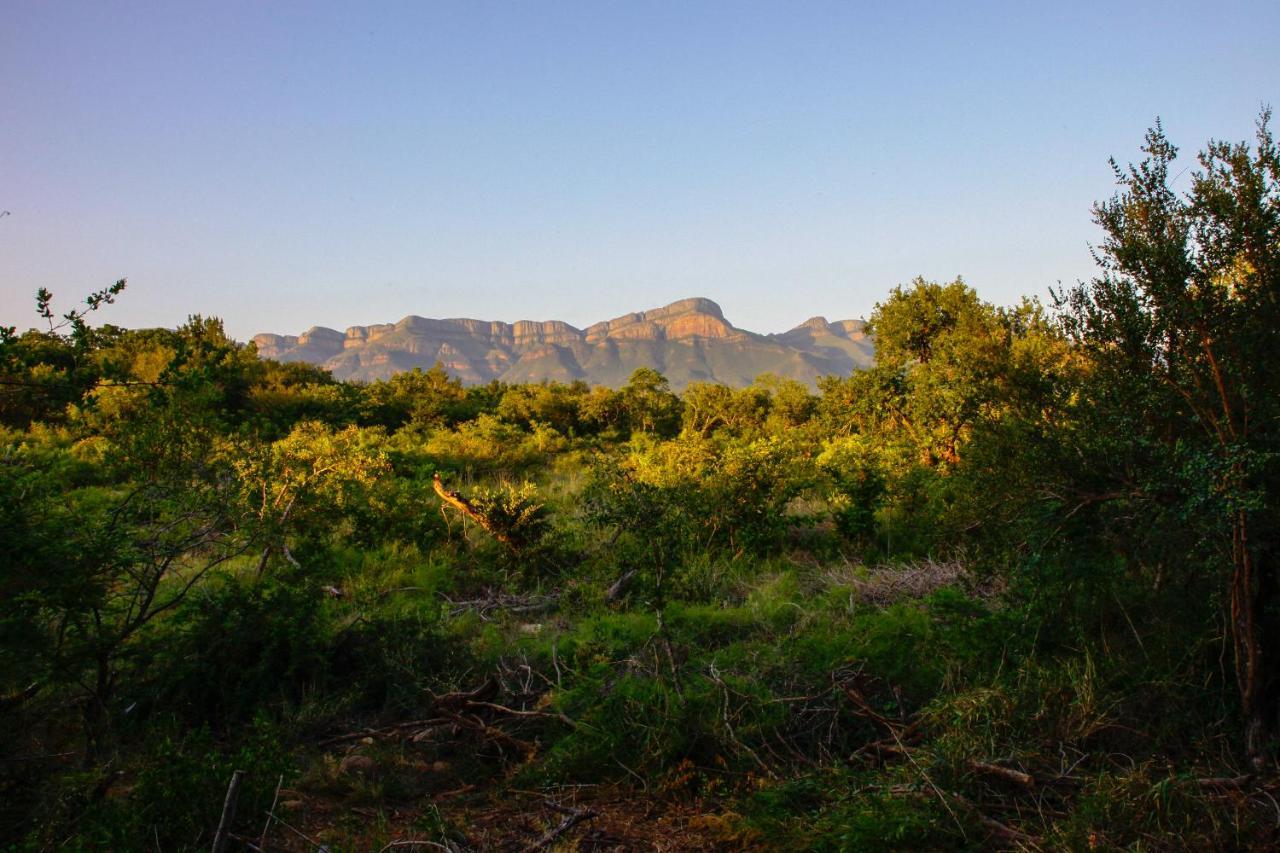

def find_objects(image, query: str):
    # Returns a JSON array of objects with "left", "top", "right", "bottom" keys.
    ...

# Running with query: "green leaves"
[{"left": 236, "top": 420, "right": 392, "bottom": 572}]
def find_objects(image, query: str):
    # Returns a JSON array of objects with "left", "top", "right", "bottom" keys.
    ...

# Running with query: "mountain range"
[{"left": 251, "top": 297, "right": 873, "bottom": 390}]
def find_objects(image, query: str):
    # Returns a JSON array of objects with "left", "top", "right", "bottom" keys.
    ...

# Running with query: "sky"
[{"left": 2, "top": 1, "right": 1277, "bottom": 341}]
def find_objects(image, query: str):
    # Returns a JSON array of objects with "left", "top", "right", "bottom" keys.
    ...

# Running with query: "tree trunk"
[
  {"left": 82, "top": 652, "right": 114, "bottom": 767},
  {"left": 1231, "top": 511, "right": 1275, "bottom": 767},
  {"left": 432, "top": 474, "right": 516, "bottom": 548}
]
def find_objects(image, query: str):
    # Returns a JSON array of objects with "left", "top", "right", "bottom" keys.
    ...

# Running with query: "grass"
[{"left": 6, "top": 436, "right": 1272, "bottom": 851}]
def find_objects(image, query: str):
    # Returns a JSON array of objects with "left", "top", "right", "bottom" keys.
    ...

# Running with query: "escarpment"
[{"left": 253, "top": 297, "right": 872, "bottom": 389}]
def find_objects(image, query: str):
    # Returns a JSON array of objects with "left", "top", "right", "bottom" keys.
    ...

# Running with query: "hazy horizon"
[{"left": 3, "top": 1, "right": 1277, "bottom": 342}]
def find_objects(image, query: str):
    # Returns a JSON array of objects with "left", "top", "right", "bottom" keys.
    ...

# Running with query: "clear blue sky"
[{"left": 3, "top": 1, "right": 1277, "bottom": 340}]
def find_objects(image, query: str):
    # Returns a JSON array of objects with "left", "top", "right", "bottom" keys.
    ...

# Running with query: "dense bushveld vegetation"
[{"left": 2, "top": 118, "right": 1278, "bottom": 850}]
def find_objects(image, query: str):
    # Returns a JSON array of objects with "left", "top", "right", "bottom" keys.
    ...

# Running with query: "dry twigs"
[
  {"left": 440, "top": 590, "right": 560, "bottom": 622},
  {"left": 378, "top": 840, "right": 465, "bottom": 852},
  {"left": 318, "top": 717, "right": 452, "bottom": 748},
  {"left": 258, "top": 774, "right": 284, "bottom": 851},
  {"left": 318, "top": 676, "right": 576, "bottom": 758},
  {"left": 837, "top": 668, "right": 1045, "bottom": 848},
  {"left": 950, "top": 792, "right": 1041, "bottom": 849},
  {"left": 521, "top": 802, "right": 598, "bottom": 853}
]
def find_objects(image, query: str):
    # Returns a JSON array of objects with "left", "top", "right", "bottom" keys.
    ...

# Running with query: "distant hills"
[{"left": 252, "top": 297, "right": 873, "bottom": 390}]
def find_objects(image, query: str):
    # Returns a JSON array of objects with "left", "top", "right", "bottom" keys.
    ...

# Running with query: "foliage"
[
  {"left": 1053, "top": 114, "right": 1280, "bottom": 762},
  {"left": 236, "top": 420, "right": 391, "bottom": 574},
  {"left": 462, "top": 480, "right": 552, "bottom": 552},
  {"left": 4, "top": 114, "right": 1280, "bottom": 849}
]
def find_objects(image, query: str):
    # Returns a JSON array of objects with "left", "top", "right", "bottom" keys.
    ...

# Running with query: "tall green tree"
[
  {"left": 824, "top": 277, "right": 1010, "bottom": 469},
  {"left": 620, "top": 368, "right": 682, "bottom": 437},
  {"left": 1060, "top": 114, "right": 1280, "bottom": 763}
]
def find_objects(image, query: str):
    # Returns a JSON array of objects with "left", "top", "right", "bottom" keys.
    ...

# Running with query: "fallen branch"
[
  {"left": 837, "top": 677, "right": 921, "bottom": 744},
  {"left": 950, "top": 792, "right": 1041, "bottom": 849},
  {"left": 1196, "top": 774, "right": 1253, "bottom": 789},
  {"left": 259, "top": 773, "right": 284, "bottom": 851},
  {"left": 437, "top": 783, "right": 477, "bottom": 799},
  {"left": 857, "top": 740, "right": 915, "bottom": 761},
  {"left": 708, "top": 663, "right": 772, "bottom": 776},
  {"left": 969, "top": 761, "right": 1036, "bottom": 789},
  {"left": 860, "top": 743, "right": 1038, "bottom": 791},
  {"left": 433, "top": 678, "right": 500, "bottom": 710},
  {"left": 0, "top": 681, "right": 41, "bottom": 712},
  {"left": 447, "top": 712, "right": 535, "bottom": 755},
  {"left": 317, "top": 717, "right": 451, "bottom": 748},
  {"left": 319, "top": 679, "right": 572, "bottom": 757},
  {"left": 211, "top": 769, "right": 245, "bottom": 853},
  {"left": 267, "top": 810, "right": 327, "bottom": 850},
  {"left": 464, "top": 700, "right": 577, "bottom": 730},
  {"left": 521, "top": 804, "right": 598, "bottom": 853}
]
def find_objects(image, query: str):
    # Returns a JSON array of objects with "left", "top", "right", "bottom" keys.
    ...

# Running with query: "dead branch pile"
[
  {"left": 319, "top": 675, "right": 575, "bottom": 759},
  {"left": 440, "top": 589, "right": 560, "bottom": 622},
  {"left": 823, "top": 558, "right": 1002, "bottom": 605}
]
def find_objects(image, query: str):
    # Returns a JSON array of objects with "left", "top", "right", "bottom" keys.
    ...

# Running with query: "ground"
[{"left": 265, "top": 783, "right": 741, "bottom": 851}]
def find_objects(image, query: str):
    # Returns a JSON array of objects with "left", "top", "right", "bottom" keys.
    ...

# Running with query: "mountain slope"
[{"left": 252, "top": 297, "right": 873, "bottom": 389}]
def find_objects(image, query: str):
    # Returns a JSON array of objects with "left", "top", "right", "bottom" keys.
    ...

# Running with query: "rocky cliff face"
[{"left": 252, "top": 297, "right": 873, "bottom": 390}]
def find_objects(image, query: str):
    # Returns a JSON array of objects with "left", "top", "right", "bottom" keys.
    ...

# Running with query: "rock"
[{"left": 250, "top": 297, "right": 871, "bottom": 389}]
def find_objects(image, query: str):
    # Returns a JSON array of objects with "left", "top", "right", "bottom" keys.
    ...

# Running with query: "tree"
[
  {"left": 0, "top": 281, "right": 127, "bottom": 427},
  {"left": 755, "top": 374, "right": 817, "bottom": 432},
  {"left": 496, "top": 380, "right": 588, "bottom": 435},
  {"left": 680, "top": 381, "right": 778, "bottom": 438},
  {"left": 360, "top": 362, "right": 469, "bottom": 429},
  {"left": 237, "top": 421, "right": 391, "bottom": 575},
  {"left": 1059, "top": 113, "right": 1280, "bottom": 763},
  {"left": 853, "top": 277, "right": 1009, "bottom": 468},
  {"left": 619, "top": 368, "right": 682, "bottom": 437},
  {"left": 0, "top": 390, "right": 249, "bottom": 758},
  {"left": 578, "top": 384, "right": 627, "bottom": 435}
]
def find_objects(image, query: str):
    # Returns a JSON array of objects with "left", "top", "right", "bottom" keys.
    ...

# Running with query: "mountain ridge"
[{"left": 252, "top": 297, "right": 873, "bottom": 389}]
